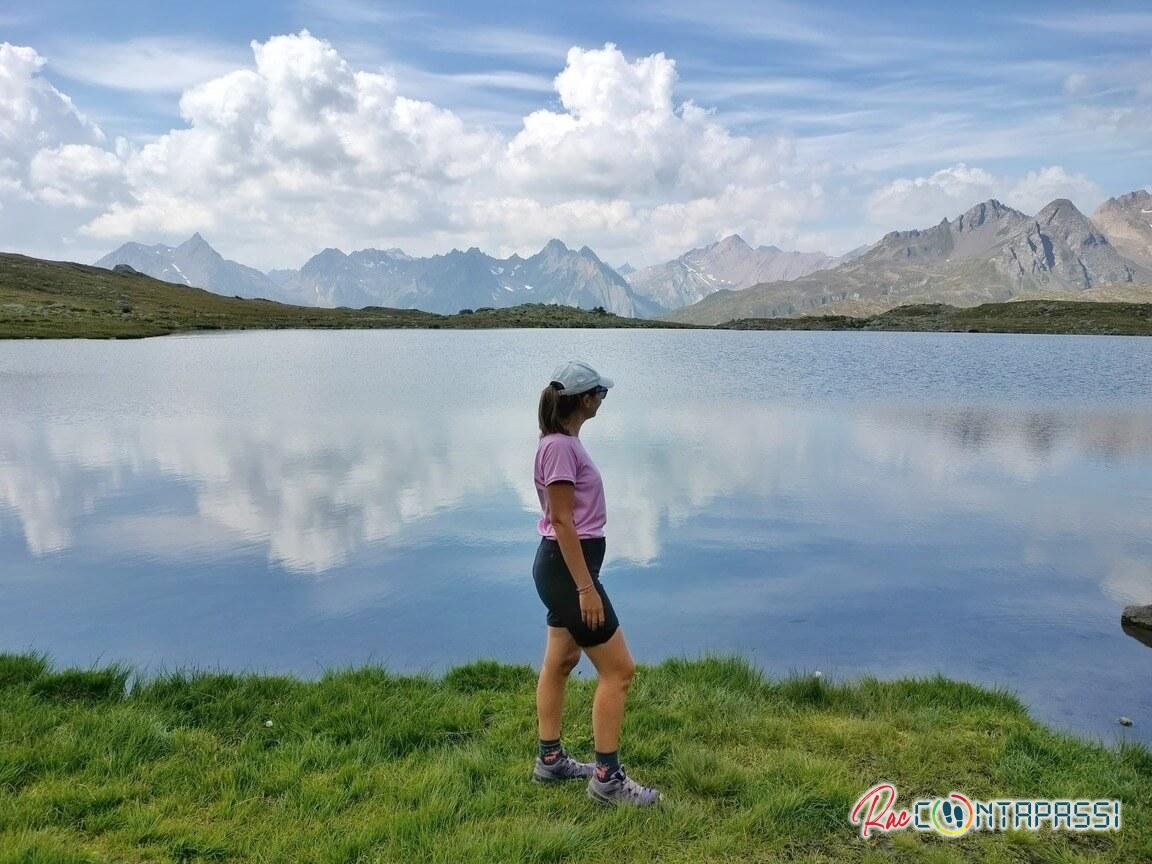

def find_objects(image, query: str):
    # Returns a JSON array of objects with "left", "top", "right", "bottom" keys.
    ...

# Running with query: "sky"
[{"left": 2, "top": 0, "right": 1151, "bottom": 270}]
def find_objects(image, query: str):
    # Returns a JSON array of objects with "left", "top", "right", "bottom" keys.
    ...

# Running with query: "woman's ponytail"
[{"left": 538, "top": 381, "right": 581, "bottom": 435}]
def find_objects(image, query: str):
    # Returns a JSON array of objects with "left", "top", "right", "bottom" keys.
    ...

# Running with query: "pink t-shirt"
[{"left": 535, "top": 433, "right": 607, "bottom": 539}]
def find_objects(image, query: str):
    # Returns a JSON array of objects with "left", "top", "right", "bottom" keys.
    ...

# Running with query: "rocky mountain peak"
[
  {"left": 536, "top": 239, "right": 574, "bottom": 267},
  {"left": 1094, "top": 189, "right": 1152, "bottom": 215},
  {"left": 1035, "top": 198, "right": 1087, "bottom": 227},
  {"left": 625, "top": 234, "right": 837, "bottom": 312},
  {"left": 956, "top": 199, "right": 1019, "bottom": 232},
  {"left": 1091, "top": 188, "right": 1152, "bottom": 268},
  {"left": 996, "top": 196, "right": 1144, "bottom": 291},
  {"left": 96, "top": 233, "right": 277, "bottom": 299},
  {"left": 712, "top": 234, "right": 751, "bottom": 252},
  {"left": 300, "top": 248, "right": 348, "bottom": 274},
  {"left": 179, "top": 232, "right": 213, "bottom": 253},
  {"left": 866, "top": 199, "right": 1032, "bottom": 264}
]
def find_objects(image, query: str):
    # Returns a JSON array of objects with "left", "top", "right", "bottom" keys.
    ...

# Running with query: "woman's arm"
[
  {"left": 546, "top": 481, "right": 605, "bottom": 628},
  {"left": 546, "top": 481, "right": 594, "bottom": 589}
]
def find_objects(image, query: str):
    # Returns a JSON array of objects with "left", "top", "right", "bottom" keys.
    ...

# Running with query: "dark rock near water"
[
  {"left": 1123, "top": 623, "right": 1152, "bottom": 650},
  {"left": 1121, "top": 606, "right": 1152, "bottom": 650},
  {"left": 1122, "top": 604, "right": 1152, "bottom": 630}
]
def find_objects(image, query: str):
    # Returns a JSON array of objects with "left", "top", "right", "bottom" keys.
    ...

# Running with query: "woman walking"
[{"left": 530, "top": 360, "right": 662, "bottom": 807}]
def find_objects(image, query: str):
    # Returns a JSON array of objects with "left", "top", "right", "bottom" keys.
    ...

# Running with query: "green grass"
[
  {"left": 1, "top": 653, "right": 1147, "bottom": 862},
  {"left": 722, "top": 301, "right": 1152, "bottom": 336}
]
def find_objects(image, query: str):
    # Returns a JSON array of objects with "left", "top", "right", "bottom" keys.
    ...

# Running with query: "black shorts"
[{"left": 532, "top": 536, "right": 620, "bottom": 648}]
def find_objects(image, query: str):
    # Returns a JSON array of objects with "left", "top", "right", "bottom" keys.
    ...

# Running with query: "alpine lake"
[{"left": 1, "top": 328, "right": 1150, "bottom": 747}]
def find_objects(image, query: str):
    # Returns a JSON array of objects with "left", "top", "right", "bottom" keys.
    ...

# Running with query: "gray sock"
[
  {"left": 539, "top": 738, "right": 563, "bottom": 762},
  {"left": 595, "top": 751, "right": 620, "bottom": 778}
]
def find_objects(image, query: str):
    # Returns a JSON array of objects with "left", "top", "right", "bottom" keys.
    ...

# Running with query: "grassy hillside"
[
  {"left": 0, "top": 254, "right": 693, "bottom": 338},
  {"left": 721, "top": 301, "right": 1152, "bottom": 336},
  {"left": 4, "top": 253, "right": 1152, "bottom": 339},
  {"left": 2, "top": 652, "right": 1148, "bottom": 863}
]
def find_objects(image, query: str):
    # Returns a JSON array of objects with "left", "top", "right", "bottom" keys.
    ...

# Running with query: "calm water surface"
[{"left": 1, "top": 329, "right": 1150, "bottom": 746}]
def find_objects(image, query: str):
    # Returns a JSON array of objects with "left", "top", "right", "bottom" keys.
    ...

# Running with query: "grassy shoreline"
[
  {"left": 1, "top": 652, "right": 1148, "bottom": 863},
  {"left": 3, "top": 253, "right": 1152, "bottom": 339},
  {"left": 721, "top": 301, "right": 1152, "bottom": 336}
]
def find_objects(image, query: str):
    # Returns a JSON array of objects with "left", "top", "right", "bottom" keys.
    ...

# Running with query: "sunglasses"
[{"left": 592, "top": 386, "right": 608, "bottom": 399}]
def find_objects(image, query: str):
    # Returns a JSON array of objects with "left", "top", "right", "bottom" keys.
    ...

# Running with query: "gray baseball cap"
[{"left": 550, "top": 360, "right": 615, "bottom": 396}]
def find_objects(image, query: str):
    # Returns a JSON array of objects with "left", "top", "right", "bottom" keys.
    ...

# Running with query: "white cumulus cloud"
[
  {"left": 866, "top": 163, "right": 997, "bottom": 228},
  {"left": 30, "top": 144, "right": 125, "bottom": 208},
  {"left": 0, "top": 43, "right": 107, "bottom": 198},
  {"left": 868, "top": 162, "right": 1106, "bottom": 227},
  {"left": 501, "top": 44, "right": 794, "bottom": 202},
  {"left": 56, "top": 33, "right": 823, "bottom": 268},
  {"left": 0, "top": 42, "right": 122, "bottom": 257},
  {"left": 9, "top": 31, "right": 1121, "bottom": 272},
  {"left": 1005, "top": 166, "right": 1105, "bottom": 215},
  {"left": 81, "top": 31, "right": 501, "bottom": 257}
]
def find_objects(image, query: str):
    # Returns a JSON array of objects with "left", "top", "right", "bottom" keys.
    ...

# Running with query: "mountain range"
[
  {"left": 623, "top": 235, "right": 840, "bottom": 309},
  {"left": 663, "top": 192, "right": 1152, "bottom": 324},
  {"left": 95, "top": 188, "right": 1152, "bottom": 321},
  {"left": 88, "top": 233, "right": 867, "bottom": 317},
  {"left": 280, "top": 239, "right": 652, "bottom": 317},
  {"left": 95, "top": 232, "right": 848, "bottom": 317},
  {"left": 95, "top": 234, "right": 277, "bottom": 301},
  {"left": 98, "top": 237, "right": 656, "bottom": 317}
]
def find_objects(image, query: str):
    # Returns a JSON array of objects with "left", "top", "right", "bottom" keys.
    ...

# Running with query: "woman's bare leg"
[
  {"left": 536, "top": 626, "right": 582, "bottom": 740},
  {"left": 581, "top": 629, "right": 636, "bottom": 753}
]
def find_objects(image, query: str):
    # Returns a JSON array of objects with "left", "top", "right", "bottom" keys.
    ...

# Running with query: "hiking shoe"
[
  {"left": 532, "top": 750, "right": 596, "bottom": 783},
  {"left": 587, "top": 766, "right": 663, "bottom": 806}
]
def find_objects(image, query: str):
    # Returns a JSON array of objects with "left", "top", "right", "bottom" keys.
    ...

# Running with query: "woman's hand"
[{"left": 580, "top": 586, "right": 605, "bottom": 629}]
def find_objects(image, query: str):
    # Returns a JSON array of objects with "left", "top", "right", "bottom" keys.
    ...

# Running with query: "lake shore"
[
  {"left": 3, "top": 253, "right": 1152, "bottom": 338},
  {"left": 721, "top": 301, "right": 1152, "bottom": 337},
  {"left": 2, "top": 652, "right": 1148, "bottom": 862}
]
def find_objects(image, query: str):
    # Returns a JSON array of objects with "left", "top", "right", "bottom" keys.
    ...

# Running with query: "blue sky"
[{"left": 2, "top": 0, "right": 1151, "bottom": 268}]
